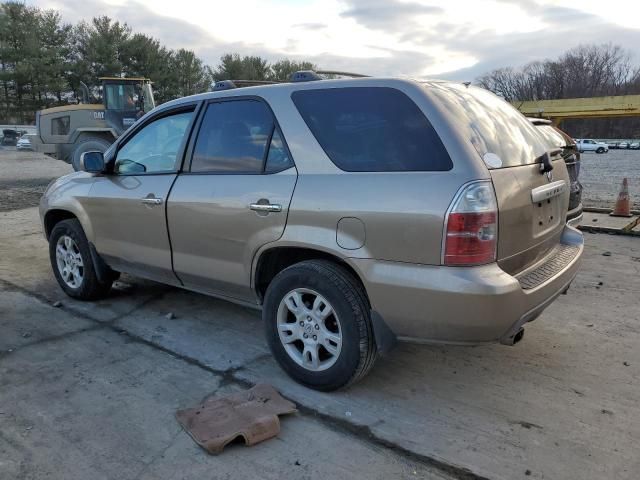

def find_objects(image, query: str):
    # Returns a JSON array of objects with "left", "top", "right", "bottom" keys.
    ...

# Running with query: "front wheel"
[
  {"left": 596, "top": 147, "right": 605, "bottom": 154},
  {"left": 49, "top": 219, "right": 115, "bottom": 300},
  {"left": 263, "top": 260, "right": 377, "bottom": 391}
]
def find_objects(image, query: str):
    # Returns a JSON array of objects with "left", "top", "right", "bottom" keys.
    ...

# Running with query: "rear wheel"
[
  {"left": 49, "top": 219, "right": 115, "bottom": 299},
  {"left": 596, "top": 147, "right": 605, "bottom": 154},
  {"left": 71, "top": 136, "right": 112, "bottom": 171},
  {"left": 263, "top": 260, "right": 377, "bottom": 391}
]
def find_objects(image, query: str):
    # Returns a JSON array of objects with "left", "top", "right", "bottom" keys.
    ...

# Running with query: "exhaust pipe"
[{"left": 501, "top": 327, "right": 525, "bottom": 346}]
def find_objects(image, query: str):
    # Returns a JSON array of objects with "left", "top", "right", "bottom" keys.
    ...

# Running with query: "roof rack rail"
[
  {"left": 212, "top": 79, "right": 284, "bottom": 91},
  {"left": 212, "top": 80, "right": 237, "bottom": 91},
  {"left": 290, "top": 70, "right": 323, "bottom": 82},
  {"left": 316, "top": 70, "right": 370, "bottom": 78},
  {"left": 212, "top": 70, "right": 370, "bottom": 91},
  {"left": 289, "top": 70, "right": 370, "bottom": 82}
]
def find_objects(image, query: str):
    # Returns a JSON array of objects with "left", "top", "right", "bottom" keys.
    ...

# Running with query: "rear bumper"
[
  {"left": 566, "top": 204, "right": 583, "bottom": 227},
  {"left": 352, "top": 225, "right": 584, "bottom": 344}
]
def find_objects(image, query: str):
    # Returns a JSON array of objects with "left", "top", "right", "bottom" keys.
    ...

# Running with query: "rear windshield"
[
  {"left": 292, "top": 87, "right": 452, "bottom": 172},
  {"left": 427, "top": 83, "right": 548, "bottom": 169},
  {"left": 535, "top": 124, "right": 571, "bottom": 149}
]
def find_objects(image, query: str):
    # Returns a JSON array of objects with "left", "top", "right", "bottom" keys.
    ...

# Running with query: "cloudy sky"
[{"left": 33, "top": 0, "right": 640, "bottom": 80}]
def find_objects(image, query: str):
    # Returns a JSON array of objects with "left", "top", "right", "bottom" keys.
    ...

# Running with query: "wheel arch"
[
  {"left": 43, "top": 206, "right": 95, "bottom": 244},
  {"left": 70, "top": 128, "right": 117, "bottom": 144},
  {"left": 253, "top": 245, "right": 368, "bottom": 305}
]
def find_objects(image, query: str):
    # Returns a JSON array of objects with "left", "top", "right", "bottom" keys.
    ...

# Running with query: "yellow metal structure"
[{"left": 514, "top": 95, "right": 640, "bottom": 125}]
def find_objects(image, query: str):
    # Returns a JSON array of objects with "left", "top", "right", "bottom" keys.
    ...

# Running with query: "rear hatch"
[
  {"left": 534, "top": 123, "right": 582, "bottom": 211},
  {"left": 428, "top": 83, "right": 570, "bottom": 275}
]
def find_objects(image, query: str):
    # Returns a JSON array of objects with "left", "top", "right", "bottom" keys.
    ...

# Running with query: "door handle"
[
  {"left": 141, "top": 197, "right": 163, "bottom": 206},
  {"left": 250, "top": 203, "right": 282, "bottom": 213}
]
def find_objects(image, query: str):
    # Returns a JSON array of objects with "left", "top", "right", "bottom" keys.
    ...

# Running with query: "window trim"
[
  {"left": 110, "top": 102, "right": 202, "bottom": 177},
  {"left": 291, "top": 86, "right": 453, "bottom": 173},
  {"left": 184, "top": 95, "right": 295, "bottom": 176}
]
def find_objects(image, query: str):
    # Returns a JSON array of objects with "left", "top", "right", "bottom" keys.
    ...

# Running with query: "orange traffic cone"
[{"left": 610, "top": 178, "right": 632, "bottom": 217}]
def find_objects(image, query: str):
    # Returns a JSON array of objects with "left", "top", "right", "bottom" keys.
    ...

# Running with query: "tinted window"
[
  {"left": 292, "top": 87, "right": 452, "bottom": 172},
  {"left": 536, "top": 125, "right": 567, "bottom": 149},
  {"left": 191, "top": 100, "right": 275, "bottom": 173},
  {"left": 265, "top": 128, "right": 294, "bottom": 173},
  {"left": 115, "top": 110, "right": 193, "bottom": 174},
  {"left": 428, "top": 82, "right": 548, "bottom": 169},
  {"left": 52, "top": 116, "right": 70, "bottom": 135}
]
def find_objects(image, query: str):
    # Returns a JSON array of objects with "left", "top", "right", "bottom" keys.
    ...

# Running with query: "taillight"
[{"left": 444, "top": 181, "right": 498, "bottom": 266}]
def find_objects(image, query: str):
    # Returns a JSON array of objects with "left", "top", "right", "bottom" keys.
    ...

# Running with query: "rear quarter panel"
[{"left": 260, "top": 80, "right": 487, "bottom": 265}]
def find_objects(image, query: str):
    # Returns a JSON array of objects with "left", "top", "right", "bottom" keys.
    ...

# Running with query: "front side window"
[
  {"left": 114, "top": 110, "right": 194, "bottom": 174},
  {"left": 191, "top": 100, "right": 293, "bottom": 174},
  {"left": 292, "top": 87, "right": 452, "bottom": 172}
]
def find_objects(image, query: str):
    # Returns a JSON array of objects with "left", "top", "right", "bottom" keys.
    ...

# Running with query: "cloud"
[
  {"left": 340, "top": 0, "right": 443, "bottom": 30},
  {"left": 36, "top": 0, "right": 640, "bottom": 82},
  {"left": 432, "top": 5, "right": 640, "bottom": 80},
  {"left": 292, "top": 22, "right": 327, "bottom": 31}
]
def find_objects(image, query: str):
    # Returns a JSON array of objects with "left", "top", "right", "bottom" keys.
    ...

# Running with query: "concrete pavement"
[{"left": 1, "top": 206, "right": 639, "bottom": 480}]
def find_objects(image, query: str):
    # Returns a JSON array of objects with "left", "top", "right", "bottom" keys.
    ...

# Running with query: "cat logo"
[{"left": 92, "top": 111, "right": 105, "bottom": 120}]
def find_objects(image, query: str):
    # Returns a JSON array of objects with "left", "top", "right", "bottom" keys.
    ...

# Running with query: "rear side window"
[
  {"left": 191, "top": 100, "right": 293, "bottom": 174},
  {"left": 52, "top": 116, "right": 70, "bottom": 135},
  {"left": 292, "top": 87, "right": 452, "bottom": 172}
]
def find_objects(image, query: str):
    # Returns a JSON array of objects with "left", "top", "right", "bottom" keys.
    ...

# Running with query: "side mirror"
[{"left": 79, "top": 151, "right": 105, "bottom": 173}]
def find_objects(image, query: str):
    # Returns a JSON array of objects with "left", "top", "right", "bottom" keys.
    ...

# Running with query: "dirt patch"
[{"left": 0, "top": 178, "right": 52, "bottom": 212}]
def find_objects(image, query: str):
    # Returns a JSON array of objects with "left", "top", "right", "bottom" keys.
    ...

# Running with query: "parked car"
[
  {"left": 618, "top": 142, "right": 629, "bottom": 149},
  {"left": 16, "top": 135, "right": 34, "bottom": 151},
  {"left": 1, "top": 128, "right": 18, "bottom": 146},
  {"left": 630, "top": 142, "right": 640, "bottom": 150},
  {"left": 575, "top": 138, "right": 608, "bottom": 153},
  {"left": 40, "top": 76, "right": 584, "bottom": 390},
  {"left": 606, "top": 142, "right": 619, "bottom": 149},
  {"left": 529, "top": 118, "right": 583, "bottom": 226}
]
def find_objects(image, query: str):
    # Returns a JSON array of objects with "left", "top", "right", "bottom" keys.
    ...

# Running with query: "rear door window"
[
  {"left": 428, "top": 83, "right": 548, "bottom": 169},
  {"left": 292, "top": 87, "right": 452, "bottom": 172},
  {"left": 190, "top": 100, "right": 293, "bottom": 174}
]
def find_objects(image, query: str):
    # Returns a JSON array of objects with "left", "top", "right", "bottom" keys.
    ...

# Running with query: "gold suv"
[{"left": 40, "top": 74, "right": 584, "bottom": 390}]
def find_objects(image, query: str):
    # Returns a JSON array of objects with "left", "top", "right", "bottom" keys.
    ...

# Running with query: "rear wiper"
[{"left": 536, "top": 151, "right": 557, "bottom": 174}]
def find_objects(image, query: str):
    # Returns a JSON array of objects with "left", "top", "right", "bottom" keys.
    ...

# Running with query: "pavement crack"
[
  {"left": 0, "top": 278, "right": 490, "bottom": 480},
  {"left": 0, "top": 325, "right": 107, "bottom": 360}
]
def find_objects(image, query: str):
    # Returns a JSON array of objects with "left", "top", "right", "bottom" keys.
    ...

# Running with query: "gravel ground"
[
  {"left": 0, "top": 146, "right": 72, "bottom": 212},
  {"left": 579, "top": 149, "right": 640, "bottom": 209},
  {"left": 0, "top": 146, "right": 638, "bottom": 211}
]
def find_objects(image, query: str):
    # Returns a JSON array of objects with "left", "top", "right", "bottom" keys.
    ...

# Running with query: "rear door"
[
  {"left": 429, "top": 83, "right": 570, "bottom": 274},
  {"left": 167, "top": 98, "right": 297, "bottom": 302}
]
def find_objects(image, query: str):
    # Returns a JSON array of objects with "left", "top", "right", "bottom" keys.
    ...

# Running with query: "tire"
[
  {"left": 71, "top": 136, "right": 112, "bottom": 171},
  {"left": 49, "top": 219, "right": 115, "bottom": 300},
  {"left": 596, "top": 147, "right": 605, "bottom": 154},
  {"left": 263, "top": 260, "right": 377, "bottom": 391}
]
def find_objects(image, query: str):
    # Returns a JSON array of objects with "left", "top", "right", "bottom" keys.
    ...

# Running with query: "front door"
[
  {"left": 85, "top": 106, "right": 197, "bottom": 284},
  {"left": 167, "top": 98, "right": 297, "bottom": 302}
]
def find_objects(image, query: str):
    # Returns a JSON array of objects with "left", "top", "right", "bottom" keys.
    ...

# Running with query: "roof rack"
[
  {"left": 212, "top": 69, "right": 370, "bottom": 91},
  {"left": 212, "top": 79, "right": 283, "bottom": 91},
  {"left": 316, "top": 70, "right": 369, "bottom": 78}
]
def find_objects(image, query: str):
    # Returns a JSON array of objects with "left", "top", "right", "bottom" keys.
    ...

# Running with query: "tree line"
[
  {"left": 477, "top": 44, "right": 640, "bottom": 138},
  {"left": 0, "top": 2, "right": 316, "bottom": 124}
]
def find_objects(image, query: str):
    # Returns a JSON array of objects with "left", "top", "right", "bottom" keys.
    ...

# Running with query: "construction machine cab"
[
  {"left": 99, "top": 77, "right": 155, "bottom": 135},
  {"left": 34, "top": 77, "right": 156, "bottom": 168}
]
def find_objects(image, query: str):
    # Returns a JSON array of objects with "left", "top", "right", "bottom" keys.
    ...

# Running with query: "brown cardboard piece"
[{"left": 176, "top": 384, "right": 297, "bottom": 454}]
